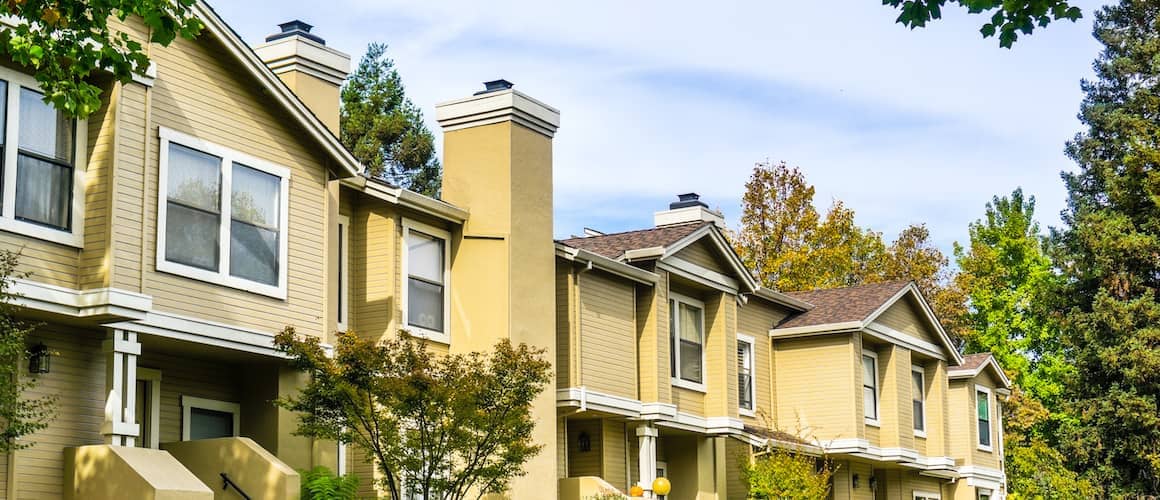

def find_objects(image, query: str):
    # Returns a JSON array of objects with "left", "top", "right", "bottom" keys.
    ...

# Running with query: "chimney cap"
[
  {"left": 266, "top": 20, "right": 326, "bottom": 45},
  {"left": 475, "top": 79, "right": 515, "bottom": 95},
  {"left": 669, "top": 192, "right": 708, "bottom": 210}
]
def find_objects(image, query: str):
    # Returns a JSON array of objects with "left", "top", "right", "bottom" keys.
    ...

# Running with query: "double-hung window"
[
  {"left": 913, "top": 365, "right": 926, "bottom": 437},
  {"left": 737, "top": 334, "right": 755, "bottom": 415},
  {"left": 0, "top": 70, "right": 85, "bottom": 247},
  {"left": 669, "top": 293, "right": 705, "bottom": 391},
  {"left": 157, "top": 128, "right": 290, "bottom": 298},
  {"left": 402, "top": 219, "right": 450, "bottom": 343},
  {"left": 977, "top": 386, "right": 993, "bottom": 451},
  {"left": 863, "top": 350, "right": 880, "bottom": 425}
]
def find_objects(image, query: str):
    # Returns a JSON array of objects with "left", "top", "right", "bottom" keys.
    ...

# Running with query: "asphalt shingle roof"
[
  {"left": 951, "top": 353, "right": 992, "bottom": 371},
  {"left": 557, "top": 222, "right": 707, "bottom": 259},
  {"left": 775, "top": 281, "right": 911, "bottom": 330}
]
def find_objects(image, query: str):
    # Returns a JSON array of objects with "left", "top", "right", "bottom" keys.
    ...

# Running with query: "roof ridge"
[
  {"left": 784, "top": 279, "right": 912, "bottom": 296},
  {"left": 558, "top": 221, "right": 706, "bottom": 242}
]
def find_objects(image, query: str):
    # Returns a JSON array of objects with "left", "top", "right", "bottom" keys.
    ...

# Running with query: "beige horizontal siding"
[
  {"left": 673, "top": 387, "right": 705, "bottom": 416},
  {"left": 556, "top": 261, "right": 574, "bottom": 388},
  {"left": 567, "top": 418, "right": 602, "bottom": 478},
  {"left": 773, "top": 334, "right": 855, "bottom": 439},
  {"left": 738, "top": 299, "right": 789, "bottom": 427},
  {"left": 15, "top": 325, "right": 106, "bottom": 499},
  {"left": 578, "top": 270, "right": 637, "bottom": 399},
  {"left": 876, "top": 296, "right": 940, "bottom": 346},
  {"left": 602, "top": 420, "right": 628, "bottom": 491},
  {"left": 79, "top": 80, "right": 118, "bottom": 290},
  {"left": 102, "top": 19, "right": 333, "bottom": 339},
  {"left": 672, "top": 239, "right": 729, "bottom": 276},
  {"left": 349, "top": 195, "right": 400, "bottom": 342}
]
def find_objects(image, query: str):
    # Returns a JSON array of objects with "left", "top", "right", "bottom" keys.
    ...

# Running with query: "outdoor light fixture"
[
  {"left": 870, "top": 476, "right": 878, "bottom": 490},
  {"left": 852, "top": 474, "right": 860, "bottom": 488},
  {"left": 28, "top": 343, "right": 50, "bottom": 374},
  {"left": 578, "top": 431, "right": 591, "bottom": 452}
]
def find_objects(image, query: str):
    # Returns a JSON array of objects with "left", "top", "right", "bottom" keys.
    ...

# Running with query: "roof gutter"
[{"left": 341, "top": 177, "right": 469, "bottom": 224}]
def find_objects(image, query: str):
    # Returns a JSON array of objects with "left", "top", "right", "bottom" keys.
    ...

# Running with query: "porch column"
[
  {"left": 102, "top": 329, "right": 141, "bottom": 446},
  {"left": 637, "top": 425, "right": 658, "bottom": 498}
]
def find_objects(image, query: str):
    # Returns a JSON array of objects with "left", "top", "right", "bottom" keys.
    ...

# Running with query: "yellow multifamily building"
[{"left": 0, "top": 3, "right": 1008, "bottom": 499}]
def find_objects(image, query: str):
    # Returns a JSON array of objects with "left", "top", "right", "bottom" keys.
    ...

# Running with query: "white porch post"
[
  {"left": 637, "top": 425, "right": 658, "bottom": 498},
  {"left": 102, "top": 329, "right": 141, "bottom": 446}
]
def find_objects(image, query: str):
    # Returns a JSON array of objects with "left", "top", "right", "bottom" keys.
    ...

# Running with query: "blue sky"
[{"left": 213, "top": 0, "right": 1106, "bottom": 255}]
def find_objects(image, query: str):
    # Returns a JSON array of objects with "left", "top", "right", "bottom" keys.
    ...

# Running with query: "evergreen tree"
[
  {"left": 1054, "top": 0, "right": 1160, "bottom": 493},
  {"left": 340, "top": 43, "right": 442, "bottom": 197}
]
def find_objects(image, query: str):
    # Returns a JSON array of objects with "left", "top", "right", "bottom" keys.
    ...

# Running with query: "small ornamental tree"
[
  {"left": 0, "top": 250, "right": 56, "bottom": 451},
  {"left": 742, "top": 446, "right": 833, "bottom": 500},
  {"left": 0, "top": 0, "right": 204, "bottom": 117},
  {"left": 274, "top": 328, "right": 552, "bottom": 500}
]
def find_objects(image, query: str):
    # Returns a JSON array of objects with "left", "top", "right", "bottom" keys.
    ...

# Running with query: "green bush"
[
  {"left": 742, "top": 448, "right": 833, "bottom": 500},
  {"left": 300, "top": 466, "right": 359, "bottom": 500}
]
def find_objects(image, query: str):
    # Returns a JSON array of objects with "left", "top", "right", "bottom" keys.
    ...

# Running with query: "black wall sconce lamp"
[
  {"left": 852, "top": 474, "right": 860, "bottom": 489},
  {"left": 870, "top": 476, "right": 878, "bottom": 490},
  {"left": 577, "top": 431, "right": 591, "bottom": 452},
  {"left": 28, "top": 343, "right": 50, "bottom": 374}
]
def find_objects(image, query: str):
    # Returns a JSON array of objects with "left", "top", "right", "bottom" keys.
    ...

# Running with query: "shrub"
[{"left": 300, "top": 466, "right": 359, "bottom": 500}]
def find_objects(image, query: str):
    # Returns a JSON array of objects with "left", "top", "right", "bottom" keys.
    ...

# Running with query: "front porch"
[{"left": 6, "top": 320, "right": 338, "bottom": 499}]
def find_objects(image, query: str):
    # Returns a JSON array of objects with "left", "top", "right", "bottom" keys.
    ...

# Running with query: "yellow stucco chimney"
[
  {"left": 436, "top": 80, "right": 560, "bottom": 498},
  {"left": 254, "top": 21, "right": 350, "bottom": 134}
]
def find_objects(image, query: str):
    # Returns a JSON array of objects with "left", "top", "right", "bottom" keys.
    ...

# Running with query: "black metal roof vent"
[
  {"left": 669, "top": 193, "right": 708, "bottom": 210},
  {"left": 474, "top": 79, "right": 514, "bottom": 95},
  {"left": 266, "top": 20, "right": 326, "bottom": 45}
]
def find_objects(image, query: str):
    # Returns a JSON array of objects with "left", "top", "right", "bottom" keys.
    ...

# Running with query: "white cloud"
[{"left": 211, "top": 0, "right": 1107, "bottom": 253}]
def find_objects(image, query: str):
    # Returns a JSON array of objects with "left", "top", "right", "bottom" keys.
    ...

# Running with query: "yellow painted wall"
[
  {"left": 14, "top": 326, "right": 106, "bottom": 499},
  {"left": 578, "top": 270, "right": 637, "bottom": 399},
  {"left": 724, "top": 437, "right": 750, "bottom": 499},
  {"left": 556, "top": 261, "right": 576, "bottom": 389},
  {"left": 702, "top": 291, "right": 733, "bottom": 418},
  {"left": 636, "top": 271, "right": 669, "bottom": 404},
  {"left": 738, "top": 299, "right": 790, "bottom": 428},
  {"left": 567, "top": 419, "right": 602, "bottom": 478},
  {"left": 876, "top": 295, "right": 941, "bottom": 347},
  {"left": 671, "top": 239, "right": 730, "bottom": 276},
  {"left": 601, "top": 421, "right": 628, "bottom": 491},
  {"left": 773, "top": 334, "right": 856, "bottom": 439}
]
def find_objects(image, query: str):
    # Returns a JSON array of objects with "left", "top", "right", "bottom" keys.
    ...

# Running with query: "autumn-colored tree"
[{"left": 735, "top": 161, "right": 819, "bottom": 289}]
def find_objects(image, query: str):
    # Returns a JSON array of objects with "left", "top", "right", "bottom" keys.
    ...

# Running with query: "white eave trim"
[
  {"left": 622, "top": 246, "right": 665, "bottom": 261},
  {"left": 660, "top": 224, "right": 759, "bottom": 292},
  {"left": 341, "top": 176, "right": 469, "bottom": 224},
  {"left": 193, "top": 1, "right": 361, "bottom": 178},
  {"left": 556, "top": 387, "right": 642, "bottom": 417},
  {"left": 104, "top": 309, "right": 334, "bottom": 358},
  {"left": 822, "top": 438, "right": 957, "bottom": 471},
  {"left": 862, "top": 283, "right": 963, "bottom": 365},
  {"left": 771, "top": 321, "right": 865, "bottom": 338},
  {"left": 948, "top": 355, "right": 1013, "bottom": 389},
  {"left": 753, "top": 287, "right": 813, "bottom": 312},
  {"left": 11, "top": 279, "right": 152, "bottom": 321},
  {"left": 555, "top": 244, "right": 659, "bottom": 285},
  {"left": 865, "top": 322, "right": 947, "bottom": 361}
]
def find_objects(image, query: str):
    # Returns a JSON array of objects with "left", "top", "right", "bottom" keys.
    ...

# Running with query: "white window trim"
[
  {"left": 137, "top": 368, "right": 162, "bottom": 449},
  {"left": 737, "top": 333, "right": 756, "bottom": 417},
  {"left": 863, "top": 349, "right": 880, "bottom": 427},
  {"left": 976, "top": 488, "right": 993, "bottom": 500},
  {"left": 976, "top": 384, "right": 994, "bottom": 452},
  {"left": 180, "top": 395, "right": 240, "bottom": 441},
  {"left": 156, "top": 127, "right": 291, "bottom": 300},
  {"left": 401, "top": 218, "right": 451, "bottom": 344},
  {"left": 0, "top": 68, "right": 87, "bottom": 248},
  {"left": 656, "top": 460, "right": 668, "bottom": 479},
  {"left": 913, "top": 365, "right": 927, "bottom": 438},
  {"left": 670, "top": 291, "right": 707, "bottom": 393},
  {"left": 914, "top": 491, "right": 941, "bottom": 500},
  {"left": 337, "top": 214, "right": 350, "bottom": 332}
]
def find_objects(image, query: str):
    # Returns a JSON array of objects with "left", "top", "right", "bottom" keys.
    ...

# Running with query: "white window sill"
[
  {"left": 671, "top": 378, "right": 706, "bottom": 393},
  {"left": 739, "top": 407, "right": 756, "bottom": 418},
  {"left": 157, "top": 259, "right": 287, "bottom": 300},
  {"left": 864, "top": 418, "right": 881, "bottom": 428},
  {"left": 0, "top": 218, "right": 83, "bottom": 248},
  {"left": 914, "top": 430, "right": 927, "bottom": 439},
  {"left": 977, "top": 444, "right": 993, "bottom": 453},
  {"left": 406, "top": 325, "right": 450, "bottom": 345}
]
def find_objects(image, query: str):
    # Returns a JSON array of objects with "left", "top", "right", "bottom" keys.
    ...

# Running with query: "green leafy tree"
[
  {"left": 0, "top": 250, "right": 56, "bottom": 450},
  {"left": 954, "top": 189, "right": 1068, "bottom": 407},
  {"left": 882, "top": 0, "right": 1083, "bottom": 47},
  {"left": 1052, "top": 0, "right": 1160, "bottom": 494},
  {"left": 0, "top": 0, "right": 203, "bottom": 117},
  {"left": 274, "top": 329, "right": 552, "bottom": 500},
  {"left": 340, "top": 43, "right": 441, "bottom": 197}
]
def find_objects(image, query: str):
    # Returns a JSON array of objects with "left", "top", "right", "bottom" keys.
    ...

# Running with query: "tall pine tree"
[
  {"left": 340, "top": 43, "right": 442, "bottom": 197},
  {"left": 1055, "top": 0, "right": 1160, "bottom": 494}
]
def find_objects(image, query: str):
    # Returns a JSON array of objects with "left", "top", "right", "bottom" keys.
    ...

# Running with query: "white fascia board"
[
  {"left": 753, "top": 287, "right": 813, "bottom": 312},
  {"left": 11, "top": 279, "right": 152, "bottom": 321},
  {"left": 639, "top": 402, "right": 678, "bottom": 420},
  {"left": 864, "top": 322, "right": 947, "bottom": 361},
  {"left": 864, "top": 283, "right": 963, "bottom": 365},
  {"left": 105, "top": 310, "right": 333, "bottom": 358},
  {"left": 661, "top": 256, "right": 739, "bottom": 289},
  {"left": 661, "top": 225, "right": 759, "bottom": 292},
  {"left": 192, "top": 1, "right": 362, "bottom": 178},
  {"left": 555, "top": 387, "right": 643, "bottom": 417},
  {"left": 770, "top": 321, "right": 864, "bottom": 338},
  {"left": 342, "top": 177, "right": 470, "bottom": 225},
  {"left": 556, "top": 244, "right": 659, "bottom": 285},
  {"left": 948, "top": 356, "right": 1014, "bottom": 389},
  {"left": 623, "top": 246, "right": 666, "bottom": 262},
  {"left": 657, "top": 261, "right": 739, "bottom": 295}
]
